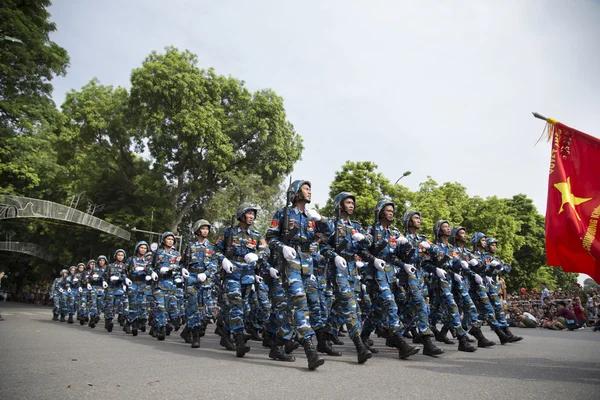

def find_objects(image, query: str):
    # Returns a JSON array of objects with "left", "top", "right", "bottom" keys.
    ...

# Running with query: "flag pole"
[{"left": 532, "top": 112, "right": 549, "bottom": 122}]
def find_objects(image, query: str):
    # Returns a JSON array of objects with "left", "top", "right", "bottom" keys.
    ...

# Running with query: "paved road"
[{"left": 0, "top": 302, "right": 599, "bottom": 400}]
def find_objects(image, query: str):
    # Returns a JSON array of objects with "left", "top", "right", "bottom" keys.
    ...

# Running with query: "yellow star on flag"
[{"left": 554, "top": 177, "right": 592, "bottom": 221}]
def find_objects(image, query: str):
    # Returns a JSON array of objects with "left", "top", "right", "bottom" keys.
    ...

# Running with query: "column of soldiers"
[{"left": 50, "top": 180, "right": 522, "bottom": 370}]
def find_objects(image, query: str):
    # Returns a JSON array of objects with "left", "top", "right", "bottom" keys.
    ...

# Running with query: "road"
[{"left": 0, "top": 302, "right": 598, "bottom": 399}]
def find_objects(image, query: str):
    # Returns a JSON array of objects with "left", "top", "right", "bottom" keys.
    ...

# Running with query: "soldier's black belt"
[
  {"left": 133, "top": 275, "right": 146, "bottom": 282},
  {"left": 189, "top": 267, "right": 207, "bottom": 273},
  {"left": 231, "top": 256, "right": 247, "bottom": 263},
  {"left": 293, "top": 243, "right": 313, "bottom": 253},
  {"left": 91, "top": 279, "right": 102, "bottom": 285},
  {"left": 159, "top": 270, "right": 173, "bottom": 278}
]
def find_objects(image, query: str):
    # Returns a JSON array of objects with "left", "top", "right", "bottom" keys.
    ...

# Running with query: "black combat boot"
[
  {"left": 436, "top": 326, "right": 455, "bottom": 344},
  {"left": 180, "top": 325, "right": 192, "bottom": 343},
  {"left": 123, "top": 322, "right": 132, "bottom": 334},
  {"left": 492, "top": 326, "right": 510, "bottom": 345},
  {"left": 410, "top": 327, "right": 422, "bottom": 344},
  {"left": 361, "top": 332, "right": 378, "bottom": 353},
  {"left": 269, "top": 337, "right": 296, "bottom": 362},
  {"left": 139, "top": 319, "right": 147, "bottom": 332},
  {"left": 106, "top": 318, "right": 114, "bottom": 332},
  {"left": 60, "top": 314, "right": 66, "bottom": 322},
  {"left": 248, "top": 325, "right": 262, "bottom": 341},
  {"left": 262, "top": 330, "right": 274, "bottom": 349},
  {"left": 284, "top": 339, "right": 299, "bottom": 354},
  {"left": 503, "top": 327, "right": 523, "bottom": 342},
  {"left": 316, "top": 329, "right": 342, "bottom": 356},
  {"left": 329, "top": 332, "right": 344, "bottom": 345},
  {"left": 118, "top": 314, "right": 125, "bottom": 326},
  {"left": 191, "top": 327, "right": 201, "bottom": 349},
  {"left": 149, "top": 326, "right": 156, "bottom": 337},
  {"left": 469, "top": 326, "right": 495, "bottom": 347},
  {"left": 389, "top": 334, "right": 420, "bottom": 359},
  {"left": 52, "top": 313, "right": 59, "bottom": 321},
  {"left": 131, "top": 320, "right": 138, "bottom": 337},
  {"left": 353, "top": 335, "right": 372, "bottom": 364},
  {"left": 421, "top": 334, "right": 445, "bottom": 356},
  {"left": 302, "top": 337, "right": 325, "bottom": 370},
  {"left": 235, "top": 333, "right": 250, "bottom": 358},
  {"left": 458, "top": 334, "right": 477, "bottom": 352},
  {"left": 156, "top": 326, "right": 166, "bottom": 341},
  {"left": 173, "top": 317, "right": 181, "bottom": 332},
  {"left": 88, "top": 317, "right": 96, "bottom": 328},
  {"left": 79, "top": 318, "right": 85, "bottom": 326},
  {"left": 165, "top": 322, "right": 173, "bottom": 336},
  {"left": 220, "top": 334, "right": 236, "bottom": 351}
]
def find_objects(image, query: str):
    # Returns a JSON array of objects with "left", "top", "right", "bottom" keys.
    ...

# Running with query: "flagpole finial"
[{"left": 532, "top": 112, "right": 548, "bottom": 121}]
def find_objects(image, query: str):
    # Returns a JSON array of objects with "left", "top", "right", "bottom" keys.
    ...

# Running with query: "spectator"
[
  {"left": 572, "top": 297, "right": 586, "bottom": 329},
  {"left": 540, "top": 282, "right": 551, "bottom": 304},
  {"left": 556, "top": 302, "right": 578, "bottom": 331}
]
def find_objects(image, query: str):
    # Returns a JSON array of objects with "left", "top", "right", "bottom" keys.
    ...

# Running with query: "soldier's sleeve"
[
  {"left": 266, "top": 209, "right": 284, "bottom": 251},
  {"left": 257, "top": 234, "right": 270, "bottom": 260},
  {"left": 214, "top": 229, "right": 227, "bottom": 262}
]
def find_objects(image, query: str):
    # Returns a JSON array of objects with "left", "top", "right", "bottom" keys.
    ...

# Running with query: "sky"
[{"left": 47, "top": 0, "right": 600, "bottom": 215}]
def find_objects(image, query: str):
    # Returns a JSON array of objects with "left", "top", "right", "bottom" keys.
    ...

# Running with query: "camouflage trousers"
[
  {"left": 88, "top": 287, "right": 104, "bottom": 319},
  {"left": 397, "top": 270, "right": 432, "bottom": 336},
  {"left": 452, "top": 277, "right": 482, "bottom": 331},
  {"left": 127, "top": 282, "right": 148, "bottom": 323},
  {"left": 326, "top": 264, "right": 362, "bottom": 340},
  {"left": 185, "top": 279, "right": 212, "bottom": 329},
  {"left": 104, "top": 285, "right": 127, "bottom": 320},
  {"left": 429, "top": 276, "right": 466, "bottom": 337},
  {"left": 153, "top": 279, "right": 177, "bottom": 327},
  {"left": 363, "top": 270, "right": 405, "bottom": 336},
  {"left": 469, "top": 281, "right": 501, "bottom": 329}
]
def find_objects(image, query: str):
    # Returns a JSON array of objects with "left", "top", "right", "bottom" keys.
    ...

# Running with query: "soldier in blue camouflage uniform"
[
  {"left": 151, "top": 232, "right": 181, "bottom": 341},
  {"left": 103, "top": 249, "right": 127, "bottom": 333},
  {"left": 215, "top": 203, "right": 268, "bottom": 358},
  {"left": 362, "top": 200, "right": 421, "bottom": 358},
  {"left": 78, "top": 262, "right": 94, "bottom": 326},
  {"left": 53, "top": 269, "right": 70, "bottom": 322},
  {"left": 484, "top": 237, "right": 523, "bottom": 342},
  {"left": 180, "top": 219, "right": 218, "bottom": 348},
  {"left": 449, "top": 227, "right": 496, "bottom": 347},
  {"left": 65, "top": 266, "right": 77, "bottom": 324},
  {"left": 320, "top": 191, "right": 383, "bottom": 364},
  {"left": 397, "top": 211, "right": 444, "bottom": 356},
  {"left": 87, "top": 259, "right": 106, "bottom": 328},
  {"left": 125, "top": 241, "right": 153, "bottom": 337},
  {"left": 469, "top": 232, "right": 510, "bottom": 344},
  {"left": 429, "top": 220, "right": 477, "bottom": 352},
  {"left": 266, "top": 180, "right": 328, "bottom": 369}
]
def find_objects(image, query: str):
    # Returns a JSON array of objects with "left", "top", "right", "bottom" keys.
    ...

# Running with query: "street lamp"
[{"left": 394, "top": 171, "right": 411, "bottom": 185}]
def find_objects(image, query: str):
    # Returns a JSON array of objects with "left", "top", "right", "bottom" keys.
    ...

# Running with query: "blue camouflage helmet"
[
  {"left": 161, "top": 231, "right": 176, "bottom": 243},
  {"left": 333, "top": 192, "right": 356, "bottom": 211},
  {"left": 60, "top": 269, "right": 68, "bottom": 276},
  {"left": 433, "top": 219, "right": 450, "bottom": 240},
  {"left": 77, "top": 262, "right": 86, "bottom": 269},
  {"left": 503, "top": 263, "right": 512, "bottom": 274},
  {"left": 402, "top": 210, "right": 421, "bottom": 231},
  {"left": 375, "top": 199, "right": 395, "bottom": 218},
  {"left": 96, "top": 256, "right": 107, "bottom": 264},
  {"left": 450, "top": 226, "right": 466, "bottom": 245},
  {"left": 86, "top": 259, "right": 96, "bottom": 267},
  {"left": 486, "top": 237, "right": 498, "bottom": 247},
  {"left": 288, "top": 180, "right": 311, "bottom": 195},
  {"left": 69, "top": 266, "right": 76, "bottom": 272},
  {"left": 470, "top": 232, "right": 487, "bottom": 248},
  {"left": 235, "top": 203, "right": 259, "bottom": 220},
  {"left": 134, "top": 241, "right": 149, "bottom": 254},
  {"left": 192, "top": 219, "right": 211, "bottom": 234},
  {"left": 113, "top": 248, "right": 127, "bottom": 260}
]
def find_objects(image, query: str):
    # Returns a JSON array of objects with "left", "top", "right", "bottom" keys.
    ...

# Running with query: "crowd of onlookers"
[
  {"left": 0, "top": 282, "right": 53, "bottom": 306},
  {"left": 504, "top": 284, "right": 600, "bottom": 332}
]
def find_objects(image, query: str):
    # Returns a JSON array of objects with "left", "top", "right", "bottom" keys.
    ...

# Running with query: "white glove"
[
  {"left": 159, "top": 267, "right": 170, "bottom": 274},
  {"left": 460, "top": 260, "right": 469, "bottom": 270},
  {"left": 474, "top": 274, "right": 483, "bottom": 285},
  {"left": 58, "top": 288, "right": 63, "bottom": 293},
  {"left": 92, "top": 274, "right": 100, "bottom": 279},
  {"left": 490, "top": 260, "right": 500, "bottom": 267},
  {"left": 469, "top": 259, "right": 478, "bottom": 267},
  {"left": 110, "top": 275, "right": 119, "bottom": 281},
  {"left": 222, "top": 258, "right": 234, "bottom": 274},
  {"left": 125, "top": 278, "right": 132, "bottom": 286},
  {"left": 254, "top": 275, "right": 263, "bottom": 283},
  {"left": 352, "top": 232, "right": 365, "bottom": 242},
  {"left": 435, "top": 268, "right": 447, "bottom": 279},
  {"left": 198, "top": 273, "right": 207, "bottom": 282},
  {"left": 269, "top": 267, "right": 280, "bottom": 279},
  {"left": 123, "top": 285, "right": 127, "bottom": 292},
  {"left": 282, "top": 245, "right": 297, "bottom": 261},
  {"left": 151, "top": 271, "right": 158, "bottom": 281},
  {"left": 356, "top": 260, "right": 365, "bottom": 268},
  {"left": 453, "top": 274, "right": 463, "bottom": 283},
  {"left": 419, "top": 241, "right": 430, "bottom": 249},
  {"left": 403, "top": 264, "right": 416, "bottom": 274},
  {"left": 87, "top": 283, "right": 92, "bottom": 290},
  {"left": 334, "top": 255, "right": 347, "bottom": 269},
  {"left": 181, "top": 268, "right": 190, "bottom": 278},
  {"left": 374, "top": 258, "right": 386, "bottom": 271},
  {"left": 135, "top": 266, "right": 145, "bottom": 272},
  {"left": 397, "top": 236, "right": 408, "bottom": 245},
  {"left": 102, "top": 281, "right": 108, "bottom": 288},
  {"left": 67, "top": 287, "right": 72, "bottom": 293},
  {"left": 309, "top": 274, "right": 316, "bottom": 282},
  {"left": 78, "top": 287, "right": 83, "bottom": 293},
  {"left": 305, "top": 208, "right": 322, "bottom": 222},
  {"left": 486, "top": 276, "right": 494, "bottom": 285},
  {"left": 73, "top": 277, "right": 79, "bottom": 282},
  {"left": 362, "top": 284, "right": 367, "bottom": 292},
  {"left": 145, "top": 275, "right": 152, "bottom": 281},
  {"left": 244, "top": 253, "right": 259, "bottom": 263}
]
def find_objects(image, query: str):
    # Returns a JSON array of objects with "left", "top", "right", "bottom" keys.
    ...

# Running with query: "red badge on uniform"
[{"left": 270, "top": 219, "right": 279, "bottom": 228}]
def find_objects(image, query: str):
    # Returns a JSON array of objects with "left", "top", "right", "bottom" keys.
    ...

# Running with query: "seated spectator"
[
  {"left": 556, "top": 302, "right": 578, "bottom": 331},
  {"left": 572, "top": 297, "right": 586, "bottom": 328},
  {"left": 509, "top": 302, "right": 538, "bottom": 328}
]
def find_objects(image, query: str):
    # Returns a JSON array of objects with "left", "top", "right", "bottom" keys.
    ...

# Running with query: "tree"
[{"left": 128, "top": 47, "right": 303, "bottom": 232}]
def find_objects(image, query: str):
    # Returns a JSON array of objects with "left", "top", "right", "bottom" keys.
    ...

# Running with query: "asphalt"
[{"left": 0, "top": 302, "right": 598, "bottom": 400}]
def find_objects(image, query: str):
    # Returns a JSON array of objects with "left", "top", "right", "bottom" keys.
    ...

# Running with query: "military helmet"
[
  {"left": 77, "top": 262, "right": 86, "bottom": 269},
  {"left": 450, "top": 226, "right": 466, "bottom": 244},
  {"left": 161, "top": 231, "right": 176, "bottom": 243},
  {"left": 470, "top": 232, "right": 487, "bottom": 248},
  {"left": 60, "top": 269, "right": 68, "bottom": 276},
  {"left": 235, "top": 203, "right": 259, "bottom": 220},
  {"left": 433, "top": 219, "right": 450, "bottom": 240},
  {"left": 375, "top": 199, "right": 395, "bottom": 219},
  {"left": 96, "top": 256, "right": 107, "bottom": 264},
  {"left": 503, "top": 264, "right": 512, "bottom": 274},
  {"left": 86, "top": 259, "right": 96, "bottom": 267},
  {"left": 486, "top": 237, "right": 498, "bottom": 247},
  {"left": 69, "top": 265, "right": 76, "bottom": 271},
  {"left": 402, "top": 210, "right": 421, "bottom": 231},
  {"left": 134, "top": 241, "right": 149, "bottom": 254},
  {"left": 333, "top": 192, "right": 356, "bottom": 211},
  {"left": 288, "top": 180, "right": 311, "bottom": 195},
  {"left": 193, "top": 219, "right": 211, "bottom": 234},
  {"left": 113, "top": 248, "right": 127, "bottom": 259}
]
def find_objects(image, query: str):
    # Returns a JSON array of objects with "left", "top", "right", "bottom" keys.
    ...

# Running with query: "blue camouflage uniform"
[
  {"left": 104, "top": 250, "right": 127, "bottom": 326},
  {"left": 87, "top": 259, "right": 106, "bottom": 323},
  {"left": 152, "top": 237, "right": 181, "bottom": 330},
  {"left": 125, "top": 241, "right": 153, "bottom": 328}
]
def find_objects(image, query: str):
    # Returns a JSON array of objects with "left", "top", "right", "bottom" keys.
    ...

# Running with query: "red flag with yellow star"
[{"left": 545, "top": 119, "right": 600, "bottom": 282}]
